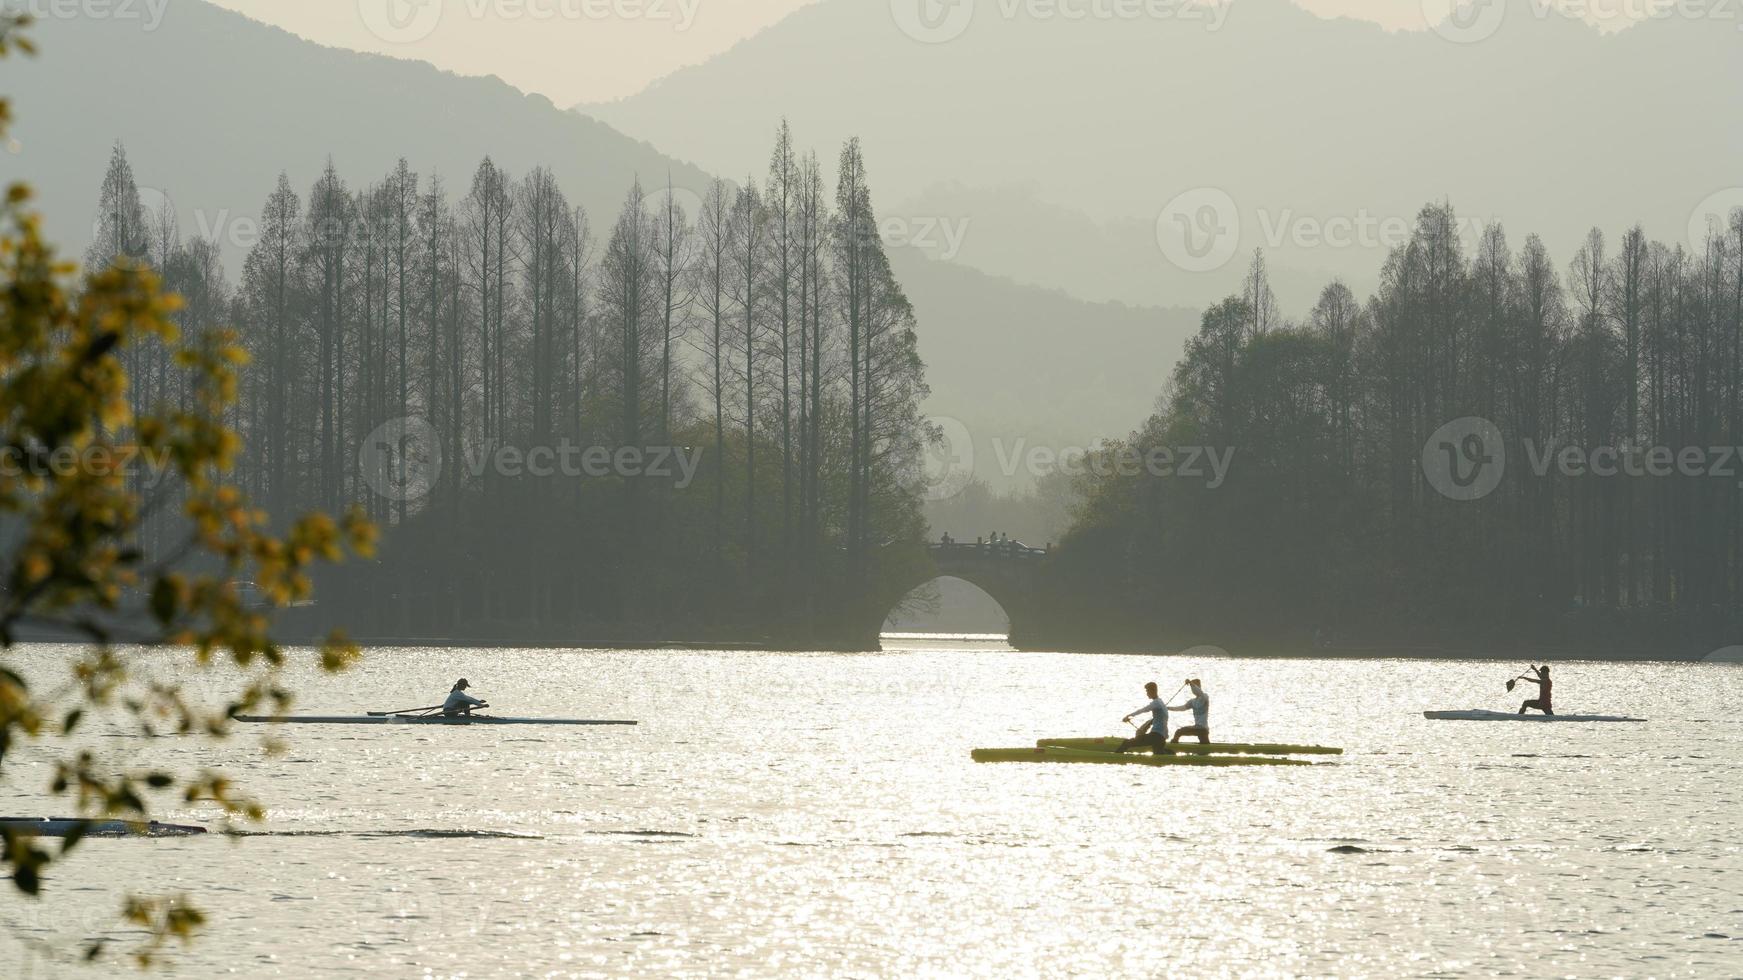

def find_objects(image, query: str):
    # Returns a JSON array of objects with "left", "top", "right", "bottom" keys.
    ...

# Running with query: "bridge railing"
[{"left": 929, "top": 541, "right": 1049, "bottom": 561}]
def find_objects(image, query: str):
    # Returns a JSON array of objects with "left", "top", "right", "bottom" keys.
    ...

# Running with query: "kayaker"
[
  {"left": 443, "top": 679, "right": 488, "bottom": 717},
  {"left": 1170, "top": 678, "right": 1211, "bottom": 743},
  {"left": 1114, "top": 682, "right": 1173, "bottom": 755},
  {"left": 1516, "top": 665, "right": 1553, "bottom": 716}
]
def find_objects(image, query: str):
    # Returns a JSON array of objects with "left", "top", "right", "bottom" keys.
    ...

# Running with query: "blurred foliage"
[{"left": 1, "top": 14, "right": 374, "bottom": 966}]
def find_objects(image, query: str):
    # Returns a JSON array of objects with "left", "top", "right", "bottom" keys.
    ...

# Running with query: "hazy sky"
[{"left": 207, "top": 0, "right": 1604, "bottom": 105}]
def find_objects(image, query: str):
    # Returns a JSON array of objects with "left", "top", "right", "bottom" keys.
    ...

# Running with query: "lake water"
[{"left": 3, "top": 641, "right": 1741, "bottom": 977}]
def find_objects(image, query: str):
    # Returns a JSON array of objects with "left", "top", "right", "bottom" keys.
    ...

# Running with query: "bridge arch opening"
[{"left": 882, "top": 575, "right": 1011, "bottom": 640}]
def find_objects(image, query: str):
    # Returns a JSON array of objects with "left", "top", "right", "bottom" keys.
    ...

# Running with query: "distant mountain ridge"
[
  {"left": 11, "top": 0, "right": 716, "bottom": 273},
  {"left": 585, "top": 0, "right": 1743, "bottom": 310},
  {"left": 7, "top": 0, "right": 1189, "bottom": 480}
]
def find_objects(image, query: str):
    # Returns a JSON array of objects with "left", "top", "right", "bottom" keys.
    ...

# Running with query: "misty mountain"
[
  {"left": 9, "top": 0, "right": 715, "bottom": 272},
  {"left": 5, "top": 0, "right": 1191, "bottom": 480},
  {"left": 585, "top": 0, "right": 1743, "bottom": 311},
  {"left": 887, "top": 246, "right": 1197, "bottom": 490}
]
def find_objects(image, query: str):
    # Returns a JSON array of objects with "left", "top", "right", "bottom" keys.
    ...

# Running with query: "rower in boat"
[
  {"left": 443, "top": 678, "right": 488, "bottom": 717},
  {"left": 1514, "top": 665, "right": 1553, "bottom": 716},
  {"left": 1169, "top": 678, "right": 1211, "bottom": 744},
  {"left": 1114, "top": 682, "right": 1174, "bottom": 755}
]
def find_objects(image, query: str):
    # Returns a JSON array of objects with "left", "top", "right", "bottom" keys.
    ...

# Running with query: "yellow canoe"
[
  {"left": 1037, "top": 737, "right": 1342, "bottom": 756},
  {"left": 972, "top": 746, "right": 1314, "bottom": 767}
]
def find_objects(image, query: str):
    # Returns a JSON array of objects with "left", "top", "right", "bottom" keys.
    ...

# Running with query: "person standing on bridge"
[{"left": 1113, "top": 682, "right": 1173, "bottom": 755}]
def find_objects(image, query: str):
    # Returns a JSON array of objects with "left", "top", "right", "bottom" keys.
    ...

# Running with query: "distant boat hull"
[
  {"left": 1037, "top": 737, "right": 1342, "bottom": 755},
  {"left": 0, "top": 818, "right": 207, "bottom": 838},
  {"left": 972, "top": 746, "right": 1313, "bottom": 767},
  {"left": 1424, "top": 710, "right": 1645, "bottom": 723},
  {"left": 235, "top": 715, "right": 638, "bottom": 727}
]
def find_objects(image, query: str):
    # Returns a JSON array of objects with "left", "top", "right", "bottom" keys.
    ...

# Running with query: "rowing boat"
[
  {"left": 972, "top": 746, "right": 1314, "bottom": 767},
  {"left": 1424, "top": 710, "right": 1645, "bottom": 723},
  {"left": 0, "top": 818, "right": 207, "bottom": 838},
  {"left": 1037, "top": 737, "right": 1342, "bottom": 756},
  {"left": 234, "top": 715, "right": 637, "bottom": 727}
]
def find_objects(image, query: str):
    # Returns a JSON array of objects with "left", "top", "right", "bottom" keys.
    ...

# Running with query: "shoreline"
[{"left": 7, "top": 626, "right": 1728, "bottom": 663}]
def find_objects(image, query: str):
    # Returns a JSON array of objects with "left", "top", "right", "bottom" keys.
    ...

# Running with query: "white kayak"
[{"left": 1424, "top": 710, "right": 1645, "bottom": 723}]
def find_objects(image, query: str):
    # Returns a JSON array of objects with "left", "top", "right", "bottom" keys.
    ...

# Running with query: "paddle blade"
[{"left": 1505, "top": 679, "right": 1516, "bottom": 692}]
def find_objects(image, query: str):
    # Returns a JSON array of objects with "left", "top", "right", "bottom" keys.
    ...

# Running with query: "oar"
[
  {"left": 369, "top": 704, "right": 444, "bottom": 717},
  {"left": 1504, "top": 670, "right": 1535, "bottom": 693}
]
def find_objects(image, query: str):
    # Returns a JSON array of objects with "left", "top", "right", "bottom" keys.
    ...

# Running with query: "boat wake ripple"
[{"left": 225, "top": 829, "right": 544, "bottom": 840}]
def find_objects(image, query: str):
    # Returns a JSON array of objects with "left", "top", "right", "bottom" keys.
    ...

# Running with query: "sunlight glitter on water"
[{"left": 2, "top": 646, "right": 1740, "bottom": 976}]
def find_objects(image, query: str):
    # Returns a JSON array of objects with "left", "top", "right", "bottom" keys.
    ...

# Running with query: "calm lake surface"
[{"left": 3, "top": 641, "right": 1741, "bottom": 977}]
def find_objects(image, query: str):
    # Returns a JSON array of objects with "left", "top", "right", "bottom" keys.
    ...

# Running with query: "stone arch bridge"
[{"left": 871, "top": 541, "right": 1051, "bottom": 645}]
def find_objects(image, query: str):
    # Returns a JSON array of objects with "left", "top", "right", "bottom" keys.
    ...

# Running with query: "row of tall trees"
[
  {"left": 84, "top": 124, "right": 932, "bottom": 645},
  {"left": 1060, "top": 203, "right": 1743, "bottom": 653}
]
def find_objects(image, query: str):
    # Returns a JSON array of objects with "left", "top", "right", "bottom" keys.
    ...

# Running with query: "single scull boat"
[
  {"left": 235, "top": 715, "right": 637, "bottom": 727},
  {"left": 1423, "top": 710, "right": 1645, "bottom": 723}
]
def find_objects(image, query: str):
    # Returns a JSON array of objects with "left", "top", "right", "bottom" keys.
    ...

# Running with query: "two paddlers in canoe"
[{"left": 1115, "top": 678, "right": 1211, "bottom": 754}]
